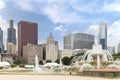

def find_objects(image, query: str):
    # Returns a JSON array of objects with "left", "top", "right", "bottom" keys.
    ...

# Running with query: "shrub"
[
  {"left": 55, "top": 59, "right": 60, "bottom": 64},
  {"left": 39, "top": 60, "right": 43, "bottom": 65},
  {"left": 62, "top": 56, "right": 70, "bottom": 65},
  {"left": 11, "top": 64, "right": 17, "bottom": 67},
  {"left": 46, "top": 60, "right": 52, "bottom": 63},
  {"left": 0, "top": 67, "right": 3, "bottom": 69},
  {"left": 19, "top": 64, "right": 25, "bottom": 68},
  {"left": 13, "top": 60, "right": 21, "bottom": 65}
]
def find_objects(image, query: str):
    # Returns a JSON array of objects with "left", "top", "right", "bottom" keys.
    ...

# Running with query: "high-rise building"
[
  {"left": 0, "top": 28, "right": 3, "bottom": 54},
  {"left": 98, "top": 22, "right": 107, "bottom": 49},
  {"left": 64, "top": 33, "right": 94, "bottom": 50},
  {"left": 118, "top": 43, "right": 120, "bottom": 53},
  {"left": 7, "top": 20, "right": 16, "bottom": 54},
  {"left": 46, "top": 33, "right": 58, "bottom": 62},
  {"left": 7, "top": 20, "right": 16, "bottom": 44},
  {"left": 18, "top": 21, "right": 38, "bottom": 56},
  {"left": 107, "top": 47, "right": 115, "bottom": 55}
]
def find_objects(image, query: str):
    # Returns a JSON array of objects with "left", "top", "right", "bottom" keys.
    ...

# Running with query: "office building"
[
  {"left": 7, "top": 20, "right": 16, "bottom": 55},
  {"left": 64, "top": 33, "right": 94, "bottom": 50},
  {"left": 23, "top": 43, "right": 43, "bottom": 64},
  {"left": 46, "top": 33, "right": 59, "bottom": 62},
  {"left": 59, "top": 49, "right": 73, "bottom": 59},
  {"left": 118, "top": 43, "right": 120, "bottom": 53},
  {"left": 39, "top": 44, "right": 46, "bottom": 60},
  {"left": 107, "top": 47, "right": 115, "bottom": 55},
  {"left": 98, "top": 22, "right": 107, "bottom": 49},
  {"left": 7, "top": 20, "right": 16, "bottom": 44},
  {"left": 0, "top": 28, "right": 3, "bottom": 54},
  {"left": 18, "top": 21, "right": 38, "bottom": 56},
  {"left": 7, "top": 43, "right": 16, "bottom": 55}
]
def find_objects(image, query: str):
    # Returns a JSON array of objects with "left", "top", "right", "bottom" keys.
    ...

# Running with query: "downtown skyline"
[{"left": 0, "top": 0, "right": 120, "bottom": 50}]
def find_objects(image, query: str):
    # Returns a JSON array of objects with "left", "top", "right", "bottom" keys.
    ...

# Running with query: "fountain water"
[
  {"left": 34, "top": 54, "right": 42, "bottom": 72},
  {"left": 34, "top": 54, "right": 64, "bottom": 73},
  {"left": 70, "top": 44, "right": 120, "bottom": 71}
]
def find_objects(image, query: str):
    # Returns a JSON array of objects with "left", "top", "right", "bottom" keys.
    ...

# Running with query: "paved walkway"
[{"left": 0, "top": 75, "right": 119, "bottom": 80}]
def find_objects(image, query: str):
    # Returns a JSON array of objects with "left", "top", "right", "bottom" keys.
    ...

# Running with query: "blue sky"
[{"left": 0, "top": 0, "right": 120, "bottom": 50}]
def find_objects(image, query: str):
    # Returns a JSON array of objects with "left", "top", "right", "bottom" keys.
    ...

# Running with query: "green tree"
[
  {"left": 62, "top": 56, "right": 70, "bottom": 65},
  {"left": 55, "top": 59, "right": 60, "bottom": 64},
  {"left": 75, "top": 52, "right": 84, "bottom": 56},
  {"left": 69, "top": 56, "right": 75, "bottom": 64},
  {"left": 39, "top": 60, "right": 43, "bottom": 65},
  {"left": 13, "top": 60, "right": 21, "bottom": 65}
]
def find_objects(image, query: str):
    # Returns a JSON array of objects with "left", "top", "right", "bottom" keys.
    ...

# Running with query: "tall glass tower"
[
  {"left": 98, "top": 22, "right": 107, "bottom": 49},
  {"left": 7, "top": 20, "right": 16, "bottom": 44},
  {"left": 0, "top": 28, "right": 3, "bottom": 54}
]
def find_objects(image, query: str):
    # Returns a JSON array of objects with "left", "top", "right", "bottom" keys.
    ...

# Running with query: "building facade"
[
  {"left": 0, "top": 28, "right": 3, "bottom": 54},
  {"left": 107, "top": 47, "right": 115, "bottom": 55},
  {"left": 39, "top": 44, "right": 46, "bottom": 60},
  {"left": 1, "top": 54, "right": 14, "bottom": 64},
  {"left": 118, "top": 43, "right": 120, "bottom": 53},
  {"left": 23, "top": 43, "right": 43, "bottom": 64},
  {"left": 98, "top": 22, "right": 107, "bottom": 49},
  {"left": 7, "top": 43, "right": 16, "bottom": 55},
  {"left": 64, "top": 33, "right": 94, "bottom": 50},
  {"left": 46, "top": 33, "right": 58, "bottom": 62},
  {"left": 18, "top": 21, "right": 38, "bottom": 56},
  {"left": 59, "top": 49, "right": 73, "bottom": 59},
  {"left": 7, "top": 20, "right": 16, "bottom": 44}
]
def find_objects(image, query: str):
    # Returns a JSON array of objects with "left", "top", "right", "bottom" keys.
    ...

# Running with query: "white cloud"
[
  {"left": 5, "top": 0, "right": 120, "bottom": 25},
  {"left": 5, "top": 0, "right": 84, "bottom": 24},
  {"left": 54, "top": 25, "right": 66, "bottom": 32},
  {"left": 107, "top": 20, "right": 120, "bottom": 48},
  {"left": 86, "top": 25, "right": 99, "bottom": 35},
  {"left": 54, "top": 25, "right": 68, "bottom": 36},
  {"left": 103, "top": 3, "right": 120, "bottom": 12},
  {"left": 42, "top": 5, "right": 82, "bottom": 24},
  {"left": 85, "top": 24, "right": 99, "bottom": 44},
  {"left": 0, "top": 0, "right": 5, "bottom": 9},
  {"left": 69, "top": 0, "right": 100, "bottom": 13}
]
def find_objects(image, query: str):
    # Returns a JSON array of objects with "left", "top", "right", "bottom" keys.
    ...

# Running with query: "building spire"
[
  {"left": 9, "top": 19, "right": 13, "bottom": 28},
  {"left": 50, "top": 32, "right": 53, "bottom": 37}
]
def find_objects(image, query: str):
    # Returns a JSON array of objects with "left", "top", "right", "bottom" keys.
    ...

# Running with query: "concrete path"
[{"left": 0, "top": 75, "right": 119, "bottom": 80}]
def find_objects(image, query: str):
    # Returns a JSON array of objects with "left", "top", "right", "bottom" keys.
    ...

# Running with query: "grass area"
[{"left": 112, "top": 54, "right": 120, "bottom": 60}]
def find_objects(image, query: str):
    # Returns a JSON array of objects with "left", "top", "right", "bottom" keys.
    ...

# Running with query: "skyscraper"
[
  {"left": 0, "top": 28, "right": 3, "bottom": 54},
  {"left": 18, "top": 21, "right": 38, "bottom": 56},
  {"left": 7, "top": 20, "right": 16, "bottom": 44},
  {"left": 64, "top": 33, "right": 94, "bottom": 50},
  {"left": 118, "top": 43, "right": 120, "bottom": 53},
  {"left": 98, "top": 22, "right": 107, "bottom": 49}
]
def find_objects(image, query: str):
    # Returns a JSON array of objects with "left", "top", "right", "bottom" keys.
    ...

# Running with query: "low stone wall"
[
  {"left": 76, "top": 69, "right": 120, "bottom": 77},
  {"left": 83, "top": 71, "right": 120, "bottom": 77}
]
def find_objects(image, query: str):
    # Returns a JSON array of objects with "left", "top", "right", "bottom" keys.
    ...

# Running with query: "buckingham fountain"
[{"left": 69, "top": 43, "right": 120, "bottom": 77}]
